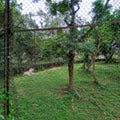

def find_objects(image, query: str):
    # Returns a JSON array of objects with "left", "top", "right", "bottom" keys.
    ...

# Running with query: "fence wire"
[
  {"left": 0, "top": 0, "right": 120, "bottom": 119},
  {"left": 0, "top": 24, "right": 4, "bottom": 119}
]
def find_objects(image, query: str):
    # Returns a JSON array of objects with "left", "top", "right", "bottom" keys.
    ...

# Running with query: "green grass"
[{"left": 11, "top": 63, "right": 120, "bottom": 119}]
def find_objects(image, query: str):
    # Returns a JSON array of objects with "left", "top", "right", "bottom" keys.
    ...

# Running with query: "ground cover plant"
[{"left": 13, "top": 63, "right": 120, "bottom": 120}]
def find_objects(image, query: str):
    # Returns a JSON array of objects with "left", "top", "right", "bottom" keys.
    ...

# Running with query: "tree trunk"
[
  {"left": 68, "top": 51, "right": 75, "bottom": 89},
  {"left": 86, "top": 61, "right": 92, "bottom": 72},
  {"left": 92, "top": 53, "right": 98, "bottom": 84},
  {"left": 86, "top": 57, "right": 93, "bottom": 72},
  {"left": 82, "top": 53, "right": 89, "bottom": 70}
]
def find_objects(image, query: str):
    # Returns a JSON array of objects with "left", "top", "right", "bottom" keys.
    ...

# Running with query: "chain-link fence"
[
  {"left": 0, "top": 0, "right": 120, "bottom": 119},
  {"left": 0, "top": 0, "right": 5, "bottom": 118},
  {"left": 0, "top": 5, "right": 4, "bottom": 118}
]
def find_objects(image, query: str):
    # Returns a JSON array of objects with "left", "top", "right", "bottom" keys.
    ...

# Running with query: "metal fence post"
[{"left": 4, "top": 0, "right": 11, "bottom": 118}]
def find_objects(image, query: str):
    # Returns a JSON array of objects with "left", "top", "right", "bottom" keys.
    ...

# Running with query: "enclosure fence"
[{"left": 0, "top": 0, "right": 120, "bottom": 119}]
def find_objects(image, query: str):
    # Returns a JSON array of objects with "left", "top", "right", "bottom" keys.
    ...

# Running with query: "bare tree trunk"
[
  {"left": 92, "top": 53, "right": 98, "bottom": 84},
  {"left": 82, "top": 53, "right": 90, "bottom": 70},
  {"left": 91, "top": 39, "right": 101, "bottom": 83},
  {"left": 86, "top": 55, "right": 93, "bottom": 72},
  {"left": 86, "top": 60, "right": 92, "bottom": 72},
  {"left": 64, "top": 0, "right": 79, "bottom": 89},
  {"left": 68, "top": 51, "right": 75, "bottom": 89}
]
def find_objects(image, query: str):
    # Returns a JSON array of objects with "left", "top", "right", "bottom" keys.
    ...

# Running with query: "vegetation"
[
  {"left": 31, "top": 0, "right": 120, "bottom": 87},
  {"left": 13, "top": 63, "right": 120, "bottom": 120},
  {"left": 0, "top": 0, "right": 120, "bottom": 119}
]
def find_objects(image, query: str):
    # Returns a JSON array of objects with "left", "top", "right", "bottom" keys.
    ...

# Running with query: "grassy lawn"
[{"left": 12, "top": 63, "right": 120, "bottom": 120}]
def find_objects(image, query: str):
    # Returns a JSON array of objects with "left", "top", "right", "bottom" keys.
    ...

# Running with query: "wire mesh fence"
[
  {"left": 0, "top": 0, "right": 5, "bottom": 118},
  {"left": 0, "top": 24, "right": 4, "bottom": 119},
  {"left": 0, "top": 0, "right": 120, "bottom": 119}
]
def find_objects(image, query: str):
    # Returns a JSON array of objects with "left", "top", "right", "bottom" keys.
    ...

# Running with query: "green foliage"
[
  {"left": 92, "top": 0, "right": 112, "bottom": 22},
  {"left": 47, "top": 0, "right": 82, "bottom": 17},
  {"left": 79, "top": 38, "right": 96, "bottom": 54},
  {"left": 111, "top": 9, "right": 120, "bottom": 42},
  {"left": 92, "top": 0, "right": 104, "bottom": 14},
  {"left": 50, "top": 3, "right": 58, "bottom": 15},
  {"left": 49, "top": 1, "right": 70, "bottom": 15},
  {"left": 0, "top": 0, "right": 4, "bottom": 78},
  {"left": 39, "top": 32, "right": 68, "bottom": 60},
  {"left": 57, "top": 1, "right": 70, "bottom": 15},
  {"left": 0, "top": 88, "right": 5, "bottom": 118},
  {"left": 90, "top": 0, "right": 120, "bottom": 63},
  {"left": 0, "top": 0, "right": 4, "bottom": 28}
]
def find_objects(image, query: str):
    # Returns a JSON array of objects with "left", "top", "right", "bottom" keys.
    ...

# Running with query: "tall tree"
[
  {"left": 89, "top": 0, "right": 111, "bottom": 83},
  {"left": 92, "top": 0, "right": 120, "bottom": 63},
  {"left": 32, "top": 0, "right": 111, "bottom": 87},
  {"left": 80, "top": 0, "right": 113, "bottom": 83},
  {"left": 45, "top": 0, "right": 81, "bottom": 89},
  {"left": 33, "top": 0, "right": 81, "bottom": 89}
]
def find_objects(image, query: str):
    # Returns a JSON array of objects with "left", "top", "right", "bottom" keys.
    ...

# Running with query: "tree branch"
[
  {"left": 93, "top": 0, "right": 110, "bottom": 22},
  {"left": 75, "top": 4, "right": 80, "bottom": 14},
  {"left": 78, "top": 0, "right": 110, "bottom": 42},
  {"left": 64, "top": 17, "right": 71, "bottom": 26}
]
